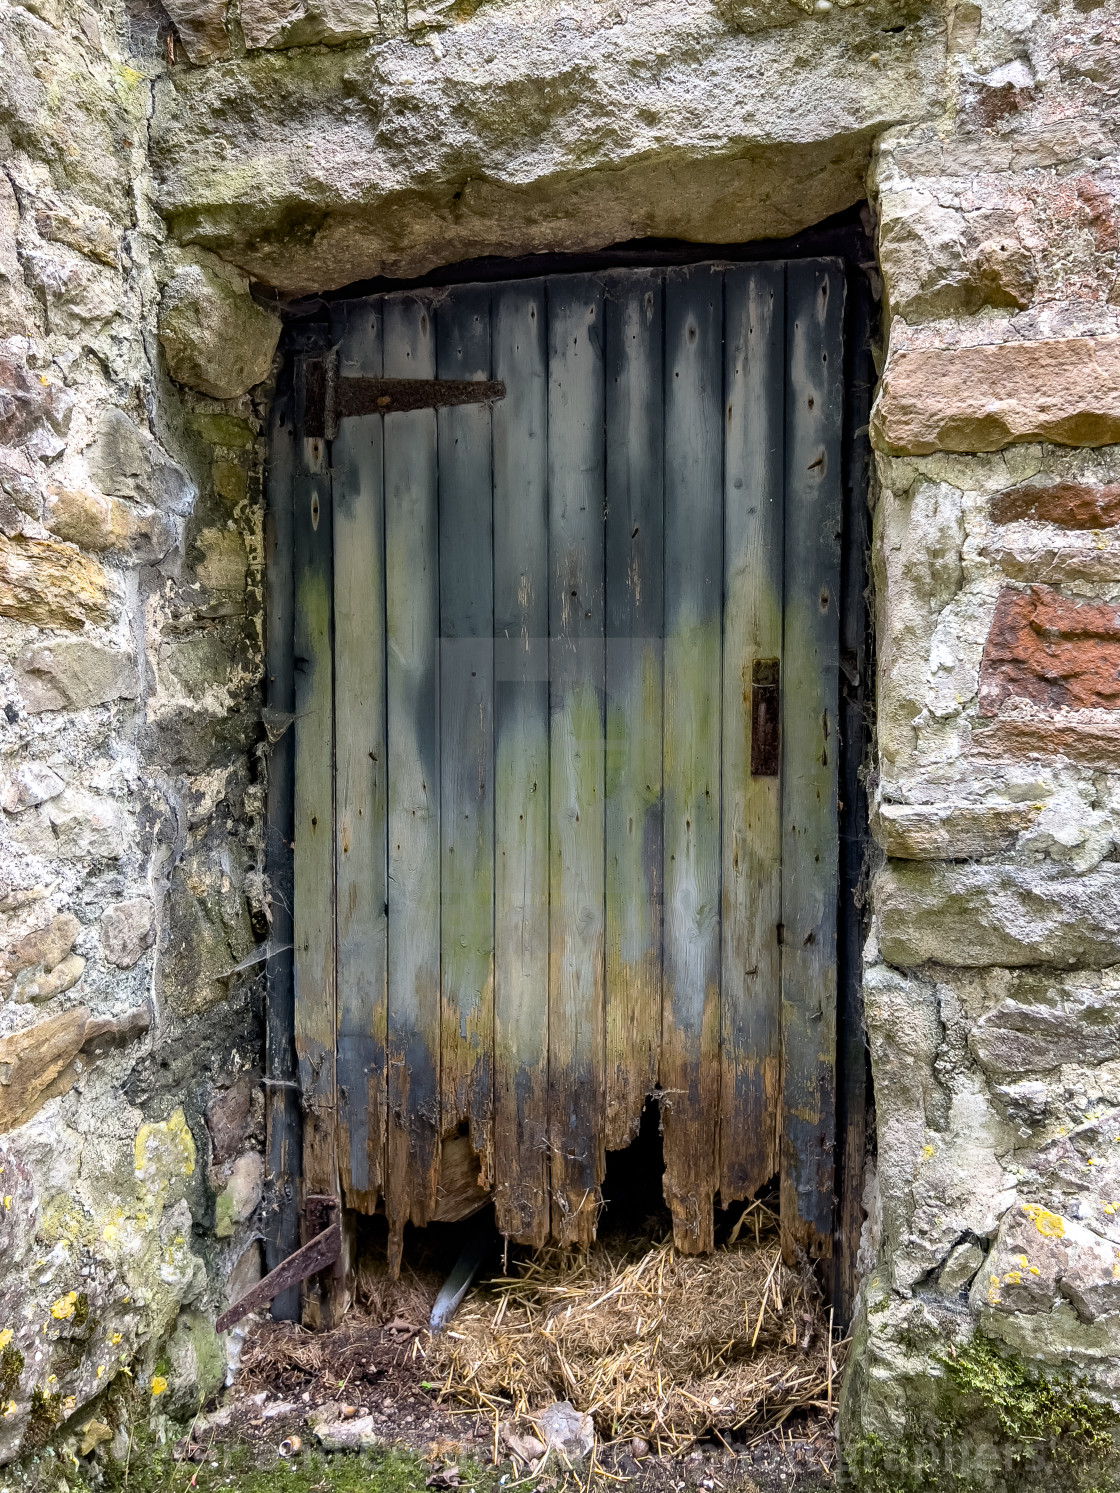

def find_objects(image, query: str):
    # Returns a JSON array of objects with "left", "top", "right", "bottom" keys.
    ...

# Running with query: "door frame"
[{"left": 261, "top": 222, "right": 875, "bottom": 1326}]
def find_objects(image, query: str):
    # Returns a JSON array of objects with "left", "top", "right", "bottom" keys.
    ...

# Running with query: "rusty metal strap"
[
  {"left": 216, "top": 1219, "right": 341, "bottom": 1333},
  {"left": 303, "top": 357, "right": 505, "bottom": 439}
]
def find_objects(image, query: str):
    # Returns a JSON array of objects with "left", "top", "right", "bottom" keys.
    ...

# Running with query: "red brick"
[
  {"left": 990, "top": 480, "right": 1120, "bottom": 529},
  {"left": 979, "top": 584, "right": 1120, "bottom": 713}
]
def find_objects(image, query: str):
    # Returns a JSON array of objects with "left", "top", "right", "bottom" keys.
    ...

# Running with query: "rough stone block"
[
  {"left": 195, "top": 525, "right": 248, "bottom": 594},
  {"left": 148, "top": 6, "right": 947, "bottom": 295},
  {"left": 213, "top": 1150, "right": 263, "bottom": 1236},
  {"left": 1, "top": 762, "right": 65, "bottom": 813},
  {"left": 46, "top": 791, "right": 127, "bottom": 860},
  {"left": 17, "top": 639, "right": 139, "bottom": 714},
  {"left": 211, "top": 459, "right": 248, "bottom": 506},
  {"left": 980, "top": 585, "right": 1120, "bottom": 713},
  {"left": 0, "top": 1004, "right": 149, "bottom": 1133},
  {"left": 34, "top": 206, "right": 122, "bottom": 268},
  {"left": 134, "top": 1108, "right": 197, "bottom": 1202},
  {"left": 240, "top": 0, "right": 382, "bottom": 49},
  {"left": 163, "top": 0, "right": 230, "bottom": 62},
  {"left": 158, "top": 261, "right": 280, "bottom": 400},
  {"left": 100, "top": 898, "right": 155, "bottom": 968},
  {"left": 0, "top": 352, "right": 72, "bottom": 448},
  {"left": 982, "top": 532, "right": 1120, "bottom": 587},
  {"left": 0, "top": 912, "right": 80, "bottom": 996},
  {"left": 878, "top": 190, "right": 1037, "bottom": 322},
  {"left": 0, "top": 448, "right": 43, "bottom": 532},
  {"left": 0, "top": 175, "right": 40, "bottom": 338},
  {"left": 205, "top": 1076, "right": 252, "bottom": 1164},
  {"left": 87, "top": 408, "right": 195, "bottom": 516},
  {"left": 873, "top": 801, "right": 1037, "bottom": 859},
  {"left": 976, "top": 1204, "right": 1120, "bottom": 1325},
  {"left": 14, "top": 952, "right": 86, "bottom": 1002},
  {"left": 45, "top": 485, "right": 176, "bottom": 563},
  {"left": 0, "top": 533, "right": 113, "bottom": 629},
  {"left": 872, "top": 336, "right": 1120, "bottom": 455},
  {"left": 876, "top": 860, "right": 1120, "bottom": 968},
  {"left": 163, "top": 1310, "right": 226, "bottom": 1416},
  {"left": 161, "top": 845, "right": 255, "bottom": 1015},
  {"left": 968, "top": 977, "right": 1120, "bottom": 1077},
  {"left": 939, "top": 1240, "right": 984, "bottom": 1295}
]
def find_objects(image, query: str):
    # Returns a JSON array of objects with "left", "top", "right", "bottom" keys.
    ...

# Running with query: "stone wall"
[
  {"left": 3, "top": 0, "right": 1120, "bottom": 1478},
  {"left": 0, "top": 0, "right": 279, "bottom": 1461},
  {"left": 843, "top": 0, "right": 1120, "bottom": 1481}
]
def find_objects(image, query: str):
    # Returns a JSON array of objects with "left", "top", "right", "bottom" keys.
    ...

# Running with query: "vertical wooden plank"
[
  {"left": 292, "top": 346, "right": 340, "bottom": 1325},
  {"left": 492, "top": 281, "right": 551, "bottom": 1246},
  {"left": 437, "top": 287, "right": 495, "bottom": 1187},
  {"left": 384, "top": 294, "right": 441, "bottom": 1274},
  {"left": 719, "top": 265, "right": 785, "bottom": 1206},
  {"left": 547, "top": 275, "right": 606, "bottom": 1247},
  {"left": 661, "top": 264, "right": 723, "bottom": 1255},
  {"left": 329, "top": 299, "right": 388, "bottom": 1217},
  {"left": 263, "top": 370, "right": 301, "bottom": 1320},
  {"left": 603, "top": 270, "right": 663, "bottom": 1153},
  {"left": 835, "top": 265, "right": 872, "bottom": 1320},
  {"left": 780, "top": 259, "right": 845, "bottom": 1266}
]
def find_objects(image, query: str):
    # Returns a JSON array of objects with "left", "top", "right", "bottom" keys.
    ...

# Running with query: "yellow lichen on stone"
[
  {"left": 1022, "top": 1203, "right": 1066, "bottom": 1239},
  {"left": 49, "top": 1292, "right": 77, "bottom": 1321},
  {"left": 150, "top": 1375, "right": 167, "bottom": 1397},
  {"left": 0, "top": 534, "right": 114, "bottom": 629},
  {"left": 133, "top": 1108, "right": 196, "bottom": 1200}
]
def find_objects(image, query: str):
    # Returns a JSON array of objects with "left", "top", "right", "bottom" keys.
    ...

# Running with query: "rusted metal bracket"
[
  {"left": 216, "top": 1195, "right": 341, "bottom": 1333},
  {"left": 750, "top": 659, "right": 780, "bottom": 777},
  {"left": 303, "top": 353, "right": 505, "bottom": 440}
]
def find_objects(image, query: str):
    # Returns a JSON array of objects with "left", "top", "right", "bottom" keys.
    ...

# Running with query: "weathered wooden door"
[{"left": 275, "top": 260, "right": 845, "bottom": 1283}]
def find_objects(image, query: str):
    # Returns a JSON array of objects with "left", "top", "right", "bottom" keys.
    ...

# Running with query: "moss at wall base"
[{"left": 845, "top": 1335, "right": 1119, "bottom": 1493}]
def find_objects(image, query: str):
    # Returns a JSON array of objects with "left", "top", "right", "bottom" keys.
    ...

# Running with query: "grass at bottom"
[{"left": 49, "top": 1440, "right": 497, "bottom": 1493}]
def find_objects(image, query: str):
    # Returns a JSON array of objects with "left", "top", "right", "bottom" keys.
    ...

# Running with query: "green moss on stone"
[
  {"left": 1, "top": 1344, "right": 24, "bottom": 1400},
  {"left": 189, "top": 413, "right": 257, "bottom": 448},
  {"left": 846, "top": 1335, "right": 1120, "bottom": 1493},
  {"left": 948, "top": 1335, "right": 1115, "bottom": 1463},
  {"left": 23, "top": 1386, "right": 63, "bottom": 1454}
]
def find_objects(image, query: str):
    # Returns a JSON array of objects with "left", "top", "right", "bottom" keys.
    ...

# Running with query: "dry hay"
[
  {"left": 236, "top": 1267, "right": 434, "bottom": 1393},
  {"left": 428, "top": 1204, "right": 844, "bottom": 1452}
]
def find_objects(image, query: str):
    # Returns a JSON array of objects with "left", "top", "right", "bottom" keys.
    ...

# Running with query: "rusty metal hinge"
[
  {"left": 303, "top": 352, "right": 505, "bottom": 439},
  {"left": 215, "top": 1194, "right": 340, "bottom": 1333}
]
